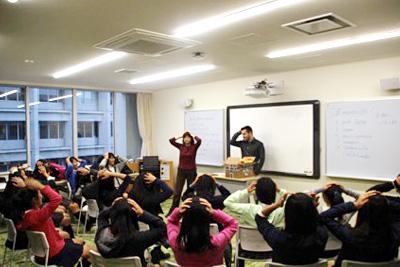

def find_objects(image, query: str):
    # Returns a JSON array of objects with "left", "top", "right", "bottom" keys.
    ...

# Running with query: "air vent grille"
[
  {"left": 282, "top": 13, "right": 355, "bottom": 35},
  {"left": 94, "top": 28, "right": 201, "bottom": 57}
]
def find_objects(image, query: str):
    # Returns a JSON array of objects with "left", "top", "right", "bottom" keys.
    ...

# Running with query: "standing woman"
[{"left": 168, "top": 132, "right": 201, "bottom": 214}]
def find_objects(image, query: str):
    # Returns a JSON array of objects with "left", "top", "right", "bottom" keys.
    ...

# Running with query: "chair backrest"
[
  {"left": 238, "top": 225, "right": 272, "bottom": 252},
  {"left": 138, "top": 222, "right": 150, "bottom": 231},
  {"left": 324, "top": 231, "right": 342, "bottom": 251},
  {"left": 267, "top": 259, "right": 328, "bottom": 267},
  {"left": 210, "top": 223, "right": 219, "bottom": 235},
  {"left": 4, "top": 218, "right": 17, "bottom": 242},
  {"left": 89, "top": 250, "right": 142, "bottom": 267},
  {"left": 86, "top": 199, "right": 99, "bottom": 218},
  {"left": 341, "top": 259, "right": 400, "bottom": 267},
  {"left": 26, "top": 231, "right": 49, "bottom": 258}
]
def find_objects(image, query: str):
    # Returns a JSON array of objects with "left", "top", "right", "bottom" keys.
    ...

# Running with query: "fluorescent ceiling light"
[
  {"left": 129, "top": 65, "right": 215, "bottom": 85},
  {"left": 267, "top": 29, "right": 400, "bottom": 58},
  {"left": 18, "top": 101, "right": 41, "bottom": 109},
  {"left": 0, "top": 89, "right": 18, "bottom": 99},
  {"left": 53, "top": 51, "right": 126, "bottom": 78},
  {"left": 174, "top": 0, "right": 307, "bottom": 37},
  {"left": 8, "top": 0, "right": 19, "bottom": 3},
  {"left": 48, "top": 92, "right": 82, "bottom": 102}
]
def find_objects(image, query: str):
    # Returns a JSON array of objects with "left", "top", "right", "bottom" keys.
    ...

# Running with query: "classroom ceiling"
[{"left": 0, "top": 0, "right": 399, "bottom": 91}]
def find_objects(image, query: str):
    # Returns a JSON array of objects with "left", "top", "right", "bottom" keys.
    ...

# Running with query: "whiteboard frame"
[
  {"left": 184, "top": 109, "right": 225, "bottom": 167},
  {"left": 227, "top": 100, "right": 320, "bottom": 178}
]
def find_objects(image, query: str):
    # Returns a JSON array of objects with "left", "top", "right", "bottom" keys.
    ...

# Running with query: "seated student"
[
  {"left": 10, "top": 178, "right": 95, "bottom": 267},
  {"left": 182, "top": 174, "right": 231, "bottom": 210},
  {"left": 168, "top": 197, "right": 238, "bottom": 267},
  {"left": 34, "top": 159, "right": 66, "bottom": 181},
  {"left": 319, "top": 190, "right": 400, "bottom": 267},
  {"left": 223, "top": 177, "right": 286, "bottom": 228},
  {"left": 367, "top": 173, "right": 400, "bottom": 197},
  {"left": 128, "top": 172, "right": 173, "bottom": 265},
  {"left": 95, "top": 194, "right": 166, "bottom": 267},
  {"left": 256, "top": 193, "right": 328, "bottom": 265},
  {"left": 65, "top": 157, "right": 87, "bottom": 195},
  {"left": 0, "top": 168, "right": 29, "bottom": 250},
  {"left": 182, "top": 174, "right": 232, "bottom": 266},
  {"left": 97, "top": 169, "right": 131, "bottom": 208},
  {"left": 99, "top": 152, "right": 129, "bottom": 174}
]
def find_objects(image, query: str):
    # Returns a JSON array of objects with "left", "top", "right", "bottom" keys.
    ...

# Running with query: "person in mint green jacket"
[{"left": 223, "top": 177, "right": 287, "bottom": 228}]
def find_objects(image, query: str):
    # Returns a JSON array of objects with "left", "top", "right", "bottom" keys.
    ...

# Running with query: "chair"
[
  {"left": 341, "top": 259, "right": 400, "bottom": 267},
  {"left": 165, "top": 262, "right": 225, "bottom": 267},
  {"left": 89, "top": 250, "right": 142, "bottom": 267},
  {"left": 77, "top": 197, "right": 99, "bottom": 235},
  {"left": 266, "top": 259, "right": 328, "bottom": 266},
  {"left": 138, "top": 222, "right": 150, "bottom": 231},
  {"left": 234, "top": 225, "right": 273, "bottom": 267},
  {"left": 25, "top": 231, "right": 57, "bottom": 267},
  {"left": 2, "top": 218, "right": 28, "bottom": 266}
]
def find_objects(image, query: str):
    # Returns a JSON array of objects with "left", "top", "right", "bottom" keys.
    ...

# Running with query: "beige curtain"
[{"left": 136, "top": 93, "right": 154, "bottom": 156}]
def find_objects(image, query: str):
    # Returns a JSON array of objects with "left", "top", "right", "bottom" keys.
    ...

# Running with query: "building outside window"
[
  {"left": 0, "top": 85, "right": 135, "bottom": 173},
  {"left": 0, "top": 86, "right": 27, "bottom": 172},
  {"left": 77, "top": 90, "right": 114, "bottom": 163},
  {"left": 30, "top": 87, "right": 73, "bottom": 167}
]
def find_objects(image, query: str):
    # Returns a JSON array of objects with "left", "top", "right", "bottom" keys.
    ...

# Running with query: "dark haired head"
[
  {"left": 177, "top": 198, "right": 213, "bottom": 252},
  {"left": 9, "top": 188, "right": 40, "bottom": 225},
  {"left": 196, "top": 175, "right": 217, "bottom": 197},
  {"left": 69, "top": 157, "right": 78, "bottom": 163},
  {"left": 37, "top": 159, "right": 47, "bottom": 166},
  {"left": 256, "top": 177, "right": 276, "bottom": 205},
  {"left": 356, "top": 195, "right": 391, "bottom": 231},
  {"left": 109, "top": 199, "right": 139, "bottom": 239},
  {"left": 106, "top": 153, "right": 118, "bottom": 168},
  {"left": 182, "top": 132, "right": 194, "bottom": 146},
  {"left": 241, "top": 126, "right": 253, "bottom": 133},
  {"left": 323, "top": 185, "right": 344, "bottom": 207},
  {"left": 285, "top": 193, "right": 318, "bottom": 236}
]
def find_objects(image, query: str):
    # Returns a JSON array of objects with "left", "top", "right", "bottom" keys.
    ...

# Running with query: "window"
[
  {"left": 39, "top": 121, "right": 65, "bottom": 139},
  {"left": 30, "top": 87, "right": 73, "bottom": 166},
  {"left": 38, "top": 89, "right": 66, "bottom": 103},
  {"left": 78, "top": 122, "right": 99, "bottom": 138},
  {"left": 0, "top": 86, "right": 25, "bottom": 101},
  {"left": 0, "top": 86, "right": 27, "bottom": 172},
  {"left": 77, "top": 90, "right": 114, "bottom": 158},
  {"left": 0, "top": 122, "right": 26, "bottom": 140},
  {"left": 0, "top": 124, "right": 6, "bottom": 140}
]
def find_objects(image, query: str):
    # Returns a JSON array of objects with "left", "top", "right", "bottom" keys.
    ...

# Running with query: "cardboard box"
[
  {"left": 127, "top": 161, "right": 140, "bottom": 173},
  {"left": 224, "top": 157, "right": 255, "bottom": 178}
]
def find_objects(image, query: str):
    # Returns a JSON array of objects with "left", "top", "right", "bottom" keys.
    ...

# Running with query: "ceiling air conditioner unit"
[
  {"left": 245, "top": 79, "right": 284, "bottom": 98},
  {"left": 94, "top": 28, "right": 202, "bottom": 57}
]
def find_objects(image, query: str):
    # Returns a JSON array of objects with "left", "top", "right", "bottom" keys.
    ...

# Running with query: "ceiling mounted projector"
[{"left": 245, "top": 79, "right": 284, "bottom": 98}]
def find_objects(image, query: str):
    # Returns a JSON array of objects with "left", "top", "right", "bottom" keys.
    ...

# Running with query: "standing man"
[{"left": 230, "top": 126, "right": 265, "bottom": 174}]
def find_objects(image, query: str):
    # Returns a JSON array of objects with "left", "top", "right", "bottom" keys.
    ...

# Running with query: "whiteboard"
[
  {"left": 228, "top": 101, "right": 320, "bottom": 178},
  {"left": 184, "top": 109, "right": 224, "bottom": 166},
  {"left": 326, "top": 99, "right": 400, "bottom": 181}
]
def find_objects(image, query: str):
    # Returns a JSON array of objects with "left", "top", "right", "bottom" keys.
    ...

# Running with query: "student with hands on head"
[
  {"left": 319, "top": 190, "right": 400, "bottom": 266},
  {"left": 167, "top": 197, "right": 238, "bottom": 267},
  {"left": 256, "top": 192, "right": 328, "bottom": 265},
  {"left": 224, "top": 177, "right": 287, "bottom": 228},
  {"left": 10, "top": 178, "right": 95, "bottom": 267},
  {"left": 95, "top": 193, "right": 166, "bottom": 267}
]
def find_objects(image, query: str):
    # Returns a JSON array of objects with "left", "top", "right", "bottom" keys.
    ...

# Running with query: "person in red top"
[
  {"left": 10, "top": 178, "right": 96, "bottom": 267},
  {"left": 168, "top": 131, "right": 201, "bottom": 214}
]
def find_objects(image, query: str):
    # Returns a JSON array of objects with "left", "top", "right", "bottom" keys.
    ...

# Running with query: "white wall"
[{"left": 153, "top": 56, "right": 400, "bottom": 193}]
